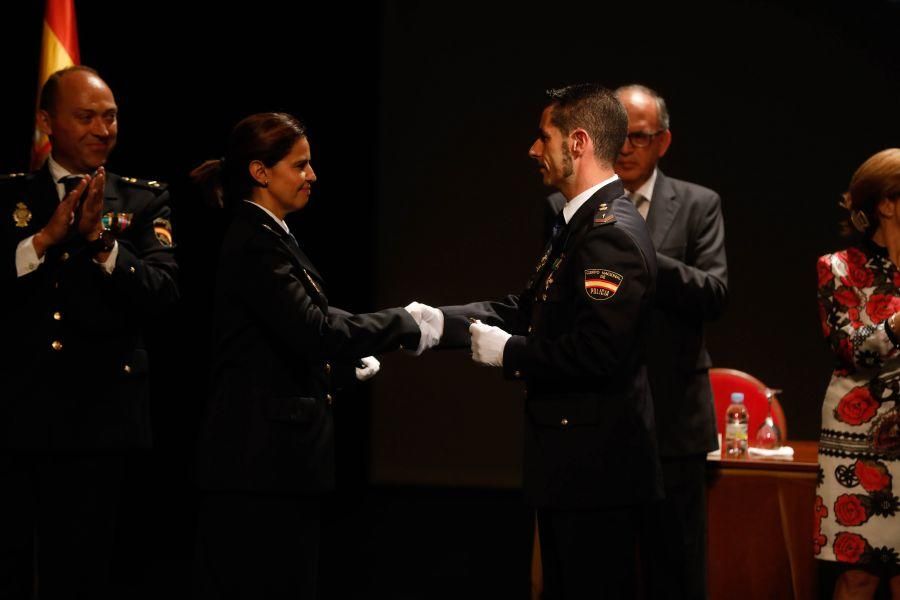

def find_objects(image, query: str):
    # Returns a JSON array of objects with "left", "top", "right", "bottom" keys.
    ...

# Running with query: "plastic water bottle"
[{"left": 725, "top": 392, "right": 749, "bottom": 457}]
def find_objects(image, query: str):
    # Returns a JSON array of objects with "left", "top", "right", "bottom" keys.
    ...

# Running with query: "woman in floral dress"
[{"left": 817, "top": 148, "right": 900, "bottom": 598}]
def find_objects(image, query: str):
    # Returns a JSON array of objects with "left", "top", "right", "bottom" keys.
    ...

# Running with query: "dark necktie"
[
  {"left": 550, "top": 210, "right": 567, "bottom": 250},
  {"left": 59, "top": 175, "right": 85, "bottom": 198}
]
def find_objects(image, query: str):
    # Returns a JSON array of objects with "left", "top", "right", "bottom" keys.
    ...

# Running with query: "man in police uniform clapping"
[{"left": 0, "top": 66, "right": 177, "bottom": 598}]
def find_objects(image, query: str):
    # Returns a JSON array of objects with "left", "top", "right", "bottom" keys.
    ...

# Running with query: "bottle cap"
[{"left": 731, "top": 392, "right": 745, "bottom": 403}]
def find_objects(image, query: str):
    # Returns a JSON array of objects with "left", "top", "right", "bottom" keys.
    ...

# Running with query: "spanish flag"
[{"left": 31, "top": 0, "right": 80, "bottom": 170}]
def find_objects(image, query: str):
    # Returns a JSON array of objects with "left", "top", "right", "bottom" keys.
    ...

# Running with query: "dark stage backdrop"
[
  {"left": 370, "top": 1, "right": 900, "bottom": 486},
  {"left": 1, "top": 2, "right": 899, "bottom": 492}
]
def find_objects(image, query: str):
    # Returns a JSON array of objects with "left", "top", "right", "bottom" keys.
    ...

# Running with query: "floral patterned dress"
[{"left": 816, "top": 240, "right": 900, "bottom": 568}]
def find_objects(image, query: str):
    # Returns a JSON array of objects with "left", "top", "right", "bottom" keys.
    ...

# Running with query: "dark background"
[{"left": 1, "top": 1, "right": 898, "bottom": 597}]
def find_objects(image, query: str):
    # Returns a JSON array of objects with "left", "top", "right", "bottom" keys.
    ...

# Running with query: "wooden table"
[{"left": 707, "top": 440, "right": 819, "bottom": 600}]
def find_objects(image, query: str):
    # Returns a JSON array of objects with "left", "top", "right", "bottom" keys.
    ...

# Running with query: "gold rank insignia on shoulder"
[
  {"left": 121, "top": 176, "right": 167, "bottom": 191},
  {"left": 594, "top": 203, "right": 616, "bottom": 226},
  {"left": 13, "top": 202, "right": 32, "bottom": 228},
  {"left": 153, "top": 217, "right": 174, "bottom": 247}
]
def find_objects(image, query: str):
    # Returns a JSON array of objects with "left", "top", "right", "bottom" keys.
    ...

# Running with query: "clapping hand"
[{"left": 32, "top": 175, "right": 91, "bottom": 257}]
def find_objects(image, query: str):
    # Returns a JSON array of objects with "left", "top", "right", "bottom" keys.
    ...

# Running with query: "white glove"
[
  {"left": 469, "top": 320, "right": 511, "bottom": 367},
  {"left": 355, "top": 356, "right": 381, "bottom": 381},
  {"left": 404, "top": 301, "right": 445, "bottom": 355}
]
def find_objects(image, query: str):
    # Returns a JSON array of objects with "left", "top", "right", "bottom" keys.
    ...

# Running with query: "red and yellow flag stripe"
[
  {"left": 31, "top": 0, "right": 80, "bottom": 170},
  {"left": 585, "top": 279, "right": 619, "bottom": 293}
]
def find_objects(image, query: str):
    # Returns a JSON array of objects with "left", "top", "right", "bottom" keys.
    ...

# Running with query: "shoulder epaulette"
[
  {"left": 592, "top": 201, "right": 617, "bottom": 227},
  {"left": 0, "top": 172, "right": 30, "bottom": 183},
  {"left": 119, "top": 175, "right": 168, "bottom": 192}
]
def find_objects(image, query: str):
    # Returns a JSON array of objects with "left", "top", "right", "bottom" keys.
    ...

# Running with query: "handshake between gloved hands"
[
  {"left": 403, "top": 302, "right": 445, "bottom": 355},
  {"left": 403, "top": 302, "right": 511, "bottom": 367},
  {"left": 352, "top": 302, "right": 510, "bottom": 384}
]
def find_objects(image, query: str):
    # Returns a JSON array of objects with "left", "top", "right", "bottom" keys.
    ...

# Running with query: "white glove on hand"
[
  {"left": 469, "top": 320, "right": 511, "bottom": 367},
  {"left": 404, "top": 301, "right": 445, "bottom": 355},
  {"left": 355, "top": 356, "right": 381, "bottom": 381}
]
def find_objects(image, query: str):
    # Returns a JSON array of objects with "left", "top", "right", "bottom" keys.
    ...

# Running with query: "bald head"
[
  {"left": 614, "top": 84, "right": 671, "bottom": 192},
  {"left": 615, "top": 85, "right": 669, "bottom": 131},
  {"left": 37, "top": 67, "right": 118, "bottom": 173}
]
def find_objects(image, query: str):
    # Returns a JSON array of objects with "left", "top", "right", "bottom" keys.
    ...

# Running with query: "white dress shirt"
[{"left": 625, "top": 168, "right": 659, "bottom": 220}]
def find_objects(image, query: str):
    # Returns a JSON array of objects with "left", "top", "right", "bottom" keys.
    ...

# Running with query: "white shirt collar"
[
  {"left": 561, "top": 174, "right": 620, "bottom": 224},
  {"left": 631, "top": 167, "right": 659, "bottom": 205},
  {"left": 47, "top": 155, "right": 76, "bottom": 201},
  {"left": 244, "top": 200, "right": 292, "bottom": 235}
]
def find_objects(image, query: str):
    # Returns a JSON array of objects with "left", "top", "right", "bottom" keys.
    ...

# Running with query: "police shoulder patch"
[
  {"left": 153, "top": 217, "right": 174, "bottom": 247},
  {"left": 584, "top": 268, "right": 623, "bottom": 301}
]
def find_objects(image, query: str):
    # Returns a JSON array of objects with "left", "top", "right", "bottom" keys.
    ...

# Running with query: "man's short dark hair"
[
  {"left": 39, "top": 65, "right": 101, "bottom": 113},
  {"left": 545, "top": 83, "right": 627, "bottom": 165}
]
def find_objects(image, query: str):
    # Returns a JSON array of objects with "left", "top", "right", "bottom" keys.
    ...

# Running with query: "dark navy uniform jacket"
[
  {"left": 0, "top": 163, "right": 178, "bottom": 450},
  {"left": 441, "top": 179, "right": 663, "bottom": 509},
  {"left": 196, "top": 201, "right": 420, "bottom": 494}
]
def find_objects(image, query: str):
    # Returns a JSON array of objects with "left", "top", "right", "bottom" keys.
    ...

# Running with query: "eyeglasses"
[{"left": 625, "top": 129, "right": 666, "bottom": 148}]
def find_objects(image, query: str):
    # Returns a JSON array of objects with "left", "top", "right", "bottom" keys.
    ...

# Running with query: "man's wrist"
[
  {"left": 87, "top": 228, "right": 115, "bottom": 255},
  {"left": 33, "top": 230, "right": 51, "bottom": 256}
]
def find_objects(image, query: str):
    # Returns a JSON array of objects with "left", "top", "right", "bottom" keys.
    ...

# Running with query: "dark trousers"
[
  {"left": 639, "top": 454, "right": 708, "bottom": 600},
  {"left": 537, "top": 505, "right": 639, "bottom": 600},
  {"left": 0, "top": 452, "right": 125, "bottom": 600},
  {"left": 194, "top": 492, "right": 322, "bottom": 599}
]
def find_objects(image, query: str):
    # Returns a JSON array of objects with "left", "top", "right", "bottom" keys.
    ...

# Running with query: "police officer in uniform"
[
  {"left": 0, "top": 66, "right": 177, "bottom": 598},
  {"left": 431, "top": 84, "right": 662, "bottom": 599},
  {"left": 190, "top": 112, "right": 439, "bottom": 599}
]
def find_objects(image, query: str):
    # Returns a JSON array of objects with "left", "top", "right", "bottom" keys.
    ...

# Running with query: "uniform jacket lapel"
[
  {"left": 29, "top": 163, "right": 61, "bottom": 228},
  {"left": 239, "top": 201, "right": 325, "bottom": 287}
]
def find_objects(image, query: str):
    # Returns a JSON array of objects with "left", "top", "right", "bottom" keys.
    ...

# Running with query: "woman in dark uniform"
[{"left": 191, "top": 113, "right": 427, "bottom": 598}]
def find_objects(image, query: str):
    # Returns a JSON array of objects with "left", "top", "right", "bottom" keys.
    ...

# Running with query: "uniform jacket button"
[
  {"left": 326, "top": 394, "right": 333, "bottom": 406},
  {"left": 51, "top": 340, "right": 63, "bottom": 351},
  {"left": 560, "top": 418, "right": 569, "bottom": 427},
  {"left": 52, "top": 311, "right": 62, "bottom": 321}
]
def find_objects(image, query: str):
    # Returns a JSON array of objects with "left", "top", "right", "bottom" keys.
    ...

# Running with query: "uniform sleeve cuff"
[{"left": 502, "top": 335, "right": 528, "bottom": 380}]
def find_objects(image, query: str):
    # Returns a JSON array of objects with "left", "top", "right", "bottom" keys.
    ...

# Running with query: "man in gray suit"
[{"left": 548, "top": 84, "right": 728, "bottom": 598}]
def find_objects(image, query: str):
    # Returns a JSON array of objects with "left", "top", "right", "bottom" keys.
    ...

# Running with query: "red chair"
[{"left": 709, "top": 368, "right": 788, "bottom": 444}]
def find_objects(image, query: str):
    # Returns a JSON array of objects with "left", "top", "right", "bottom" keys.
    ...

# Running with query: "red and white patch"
[{"left": 584, "top": 268, "right": 623, "bottom": 301}]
